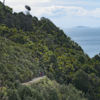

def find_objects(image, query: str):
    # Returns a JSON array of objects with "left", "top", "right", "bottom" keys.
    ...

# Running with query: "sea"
[{"left": 64, "top": 27, "right": 100, "bottom": 58}]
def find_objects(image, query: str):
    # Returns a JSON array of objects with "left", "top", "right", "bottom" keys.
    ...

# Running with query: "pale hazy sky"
[{"left": 1, "top": 0, "right": 100, "bottom": 28}]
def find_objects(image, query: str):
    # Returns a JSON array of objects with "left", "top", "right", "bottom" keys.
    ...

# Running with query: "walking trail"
[{"left": 22, "top": 76, "right": 46, "bottom": 86}]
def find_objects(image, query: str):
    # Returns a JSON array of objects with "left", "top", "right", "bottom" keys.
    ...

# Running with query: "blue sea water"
[{"left": 64, "top": 27, "right": 100, "bottom": 57}]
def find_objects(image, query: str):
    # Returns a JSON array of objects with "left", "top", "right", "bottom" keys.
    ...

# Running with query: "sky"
[{"left": 1, "top": 0, "right": 100, "bottom": 28}]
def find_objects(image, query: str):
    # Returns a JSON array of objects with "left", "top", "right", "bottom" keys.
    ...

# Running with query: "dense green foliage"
[
  {"left": 0, "top": 1, "right": 100, "bottom": 100},
  {"left": 7, "top": 77, "right": 87, "bottom": 100}
]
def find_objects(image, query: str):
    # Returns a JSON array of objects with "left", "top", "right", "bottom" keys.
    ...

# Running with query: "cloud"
[
  {"left": 30, "top": 5, "right": 100, "bottom": 18},
  {"left": 5, "top": 0, "right": 51, "bottom": 4},
  {"left": 1, "top": 0, "right": 52, "bottom": 13},
  {"left": 89, "top": 8, "right": 100, "bottom": 18},
  {"left": 29, "top": 5, "right": 87, "bottom": 17},
  {"left": 1, "top": 0, "right": 100, "bottom": 18}
]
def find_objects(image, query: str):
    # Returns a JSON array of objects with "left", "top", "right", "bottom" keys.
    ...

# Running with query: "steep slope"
[
  {"left": 0, "top": 2, "right": 100, "bottom": 100},
  {"left": 0, "top": 36, "right": 40, "bottom": 86}
]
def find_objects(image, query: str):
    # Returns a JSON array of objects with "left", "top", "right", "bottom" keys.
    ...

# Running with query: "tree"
[
  {"left": 25, "top": 5, "right": 31, "bottom": 15},
  {"left": 25, "top": 5, "right": 31, "bottom": 11},
  {"left": 72, "top": 70, "right": 90, "bottom": 93}
]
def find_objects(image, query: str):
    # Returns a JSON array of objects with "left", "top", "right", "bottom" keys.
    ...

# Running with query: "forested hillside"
[{"left": 0, "top": 2, "right": 100, "bottom": 100}]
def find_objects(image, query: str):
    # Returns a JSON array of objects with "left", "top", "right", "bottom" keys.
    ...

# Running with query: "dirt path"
[{"left": 22, "top": 76, "right": 46, "bottom": 86}]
